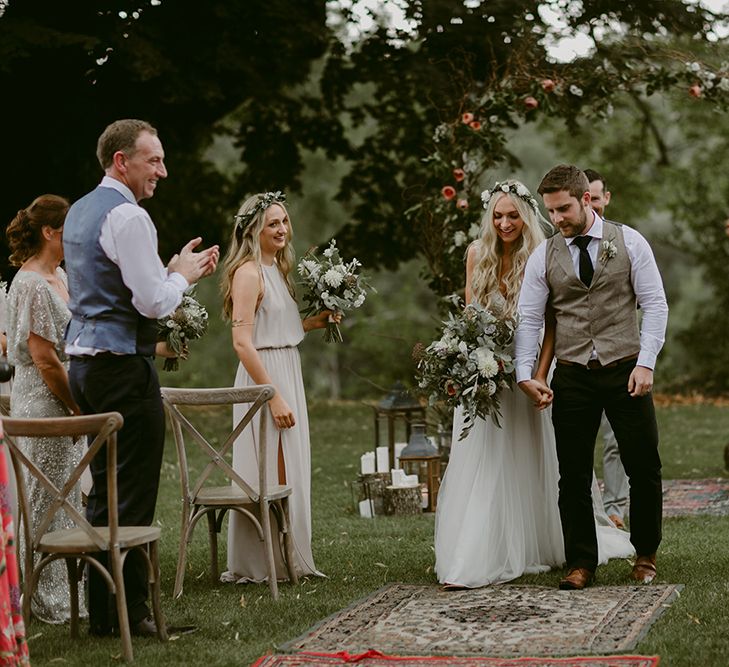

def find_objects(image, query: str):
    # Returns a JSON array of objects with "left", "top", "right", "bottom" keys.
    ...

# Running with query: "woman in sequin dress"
[{"left": 5, "top": 195, "right": 86, "bottom": 624}]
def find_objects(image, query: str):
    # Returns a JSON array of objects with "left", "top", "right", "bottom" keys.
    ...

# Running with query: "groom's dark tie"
[{"left": 573, "top": 236, "right": 594, "bottom": 287}]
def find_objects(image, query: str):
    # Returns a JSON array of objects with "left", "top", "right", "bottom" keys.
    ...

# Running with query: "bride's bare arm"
[{"left": 230, "top": 263, "right": 295, "bottom": 429}]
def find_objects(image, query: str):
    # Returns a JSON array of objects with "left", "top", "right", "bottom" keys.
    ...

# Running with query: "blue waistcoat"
[{"left": 63, "top": 186, "right": 157, "bottom": 356}]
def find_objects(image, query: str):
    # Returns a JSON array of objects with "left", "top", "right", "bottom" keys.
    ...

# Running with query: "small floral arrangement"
[
  {"left": 414, "top": 302, "right": 516, "bottom": 440},
  {"left": 157, "top": 290, "right": 209, "bottom": 371},
  {"left": 481, "top": 181, "right": 539, "bottom": 214},
  {"left": 599, "top": 239, "right": 618, "bottom": 264},
  {"left": 297, "top": 239, "right": 375, "bottom": 343}
]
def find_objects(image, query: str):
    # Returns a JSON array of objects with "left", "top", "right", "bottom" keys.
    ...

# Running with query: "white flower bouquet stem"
[
  {"left": 157, "top": 290, "right": 209, "bottom": 371},
  {"left": 298, "top": 239, "right": 375, "bottom": 344}
]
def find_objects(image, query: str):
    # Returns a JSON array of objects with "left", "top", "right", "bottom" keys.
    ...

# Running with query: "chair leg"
[
  {"left": 110, "top": 548, "right": 134, "bottom": 662},
  {"left": 206, "top": 510, "right": 219, "bottom": 585},
  {"left": 259, "top": 502, "right": 279, "bottom": 599},
  {"left": 173, "top": 509, "right": 192, "bottom": 600},
  {"left": 280, "top": 499, "right": 299, "bottom": 586},
  {"left": 148, "top": 541, "right": 168, "bottom": 642},
  {"left": 65, "top": 558, "right": 80, "bottom": 638}
]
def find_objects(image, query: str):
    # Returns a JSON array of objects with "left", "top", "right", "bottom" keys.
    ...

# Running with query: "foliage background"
[{"left": 2, "top": 0, "right": 729, "bottom": 395}]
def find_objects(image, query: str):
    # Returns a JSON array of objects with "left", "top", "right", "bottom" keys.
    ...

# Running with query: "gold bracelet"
[{"left": 231, "top": 319, "right": 254, "bottom": 327}]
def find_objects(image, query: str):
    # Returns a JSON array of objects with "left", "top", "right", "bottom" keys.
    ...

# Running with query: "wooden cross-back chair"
[
  {"left": 1, "top": 412, "right": 167, "bottom": 662},
  {"left": 160, "top": 385, "right": 298, "bottom": 600}
]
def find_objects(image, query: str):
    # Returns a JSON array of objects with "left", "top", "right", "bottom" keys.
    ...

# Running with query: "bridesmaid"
[
  {"left": 5, "top": 195, "right": 86, "bottom": 623},
  {"left": 219, "top": 192, "right": 336, "bottom": 583}
]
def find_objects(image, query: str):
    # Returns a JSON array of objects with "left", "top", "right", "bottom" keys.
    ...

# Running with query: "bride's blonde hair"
[
  {"left": 220, "top": 193, "right": 296, "bottom": 320},
  {"left": 470, "top": 179, "right": 545, "bottom": 320}
]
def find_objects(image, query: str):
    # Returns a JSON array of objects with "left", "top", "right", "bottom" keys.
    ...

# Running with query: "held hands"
[
  {"left": 628, "top": 365, "right": 653, "bottom": 397},
  {"left": 518, "top": 378, "right": 554, "bottom": 410},
  {"left": 168, "top": 237, "right": 220, "bottom": 283},
  {"left": 269, "top": 394, "right": 295, "bottom": 430}
]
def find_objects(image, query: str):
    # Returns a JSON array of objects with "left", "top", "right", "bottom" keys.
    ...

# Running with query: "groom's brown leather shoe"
[
  {"left": 559, "top": 567, "right": 594, "bottom": 590},
  {"left": 631, "top": 554, "right": 657, "bottom": 584}
]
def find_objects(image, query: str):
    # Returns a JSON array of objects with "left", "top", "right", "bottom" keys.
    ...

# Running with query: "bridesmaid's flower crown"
[
  {"left": 480, "top": 182, "right": 539, "bottom": 213},
  {"left": 233, "top": 191, "right": 286, "bottom": 232}
]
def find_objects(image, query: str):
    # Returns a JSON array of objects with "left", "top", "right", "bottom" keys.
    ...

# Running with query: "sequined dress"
[{"left": 6, "top": 269, "right": 86, "bottom": 623}]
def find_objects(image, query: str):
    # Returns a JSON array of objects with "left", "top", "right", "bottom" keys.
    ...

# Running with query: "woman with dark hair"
[
  {"left": 219, "top": 192, "right": 336, "bottom": 584},
  {"left": 5, "top": 194, "right": 86, "bottom": 623}
]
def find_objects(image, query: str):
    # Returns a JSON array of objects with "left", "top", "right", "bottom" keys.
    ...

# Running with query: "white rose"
[
  {"left": 487, "top": 380, "right": 497, "bottom": 396},
  {"left": 468, "top": 223, "right": 480, "bottom": 239},
  {"left": 516, "top": 184, "right": 529, "bottom": 197},
  {"left": 569, "top": 84, "right": 583, "bottom": 97},
  {"left": 500, "top": 184, "right": 509, "bottom": 192}
]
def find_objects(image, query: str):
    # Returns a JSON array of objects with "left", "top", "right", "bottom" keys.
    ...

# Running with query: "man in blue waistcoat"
[{"left": 63, "top": 119, "right": 219, "bottom": 636}]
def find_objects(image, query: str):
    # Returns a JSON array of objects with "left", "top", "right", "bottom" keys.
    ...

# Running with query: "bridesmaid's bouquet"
[
  {"left": 414, "top": 302, "right": 516, "bottom": 439},
  {"left": 297, "top": 239, "right": 375, "bottom": 343},
  {"left": 157, "top": 290, "right": 209, "bottom": 371}
]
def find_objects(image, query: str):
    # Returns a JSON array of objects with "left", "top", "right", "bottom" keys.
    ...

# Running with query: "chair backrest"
[
  {"left": 1, "top": 412, "right": 124, "bottom": 555},
  {"left": 0, "top": 394, "right": 10, "bottom": 416},
  {"left": 160, "top": 385, "right": 275, "bottom": 504}
]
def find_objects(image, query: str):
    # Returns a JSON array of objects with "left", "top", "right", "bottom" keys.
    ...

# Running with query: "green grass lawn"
[{"left": 25, "top": 400, "right": 729, "bottom": 666}]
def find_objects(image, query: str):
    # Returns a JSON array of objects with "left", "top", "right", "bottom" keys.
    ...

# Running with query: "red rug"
[{"left": 252, "top": 650, "right": 660, "bottom": 666}]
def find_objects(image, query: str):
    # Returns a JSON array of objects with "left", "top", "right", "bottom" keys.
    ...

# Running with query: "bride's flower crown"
[
  {"left": 233, "top": 191, "right": 286, "bottom": 231},
  {"left": 481, "top": 182, "right": 539, "bottom": 213}
]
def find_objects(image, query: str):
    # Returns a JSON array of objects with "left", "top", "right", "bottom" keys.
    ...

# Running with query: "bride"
[{"left": 434, "top": 179, "right": 633, "bottom": 589}]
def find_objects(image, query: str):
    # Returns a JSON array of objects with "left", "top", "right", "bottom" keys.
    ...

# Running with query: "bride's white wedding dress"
[{"left": 434, "top": 295, "right": 634, "bottom": 588}]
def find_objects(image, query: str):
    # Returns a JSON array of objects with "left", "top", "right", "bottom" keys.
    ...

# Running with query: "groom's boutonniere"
[{"left": 599, "top": 239, "right": 617, "bottom": 264}]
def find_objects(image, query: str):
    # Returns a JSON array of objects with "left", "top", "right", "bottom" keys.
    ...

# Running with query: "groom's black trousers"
[
  {"left": 551, "top": 358, "right": 662, "bottom": 572},
  {"left": 69, "top": 354, "right": 165, "bottom": 632}
]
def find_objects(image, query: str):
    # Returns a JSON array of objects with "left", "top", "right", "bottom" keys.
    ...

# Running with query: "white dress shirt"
[
  {"left": 515, "top": 213, "right": 668, "bottom": 383},
  {"left": 66, "top": 176, "right": 188, "bottom": 355}
]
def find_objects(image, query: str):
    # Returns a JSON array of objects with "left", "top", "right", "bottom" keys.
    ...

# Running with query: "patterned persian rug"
[
  {"left": 661, "top": 478, "right": 729, "bottom": 517},
  {"left": 253, "top": 651, "right": 661, "bottom": 666},
  {"left": 279, "top": 584, "right": 681, "bottom": 658}
]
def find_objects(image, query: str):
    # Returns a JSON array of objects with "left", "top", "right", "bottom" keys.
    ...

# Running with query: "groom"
[{"left": 515, "top": 164, "right": 668, "bottom": 590}]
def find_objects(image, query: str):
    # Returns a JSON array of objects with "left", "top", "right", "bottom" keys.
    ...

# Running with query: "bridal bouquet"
[
  {"left": 157, "top": 290, "right": 209, "bottom": 371},
  {"left": 297, "top": 239, "right": 374, "bottom": 343},
  {"left": 415, "top": 302, "right": 516, "bottom": 439}
]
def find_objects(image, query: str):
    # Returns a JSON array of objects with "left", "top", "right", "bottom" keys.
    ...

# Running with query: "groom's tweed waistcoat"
[
  {"left": 545, "top": 220, "right": 640, "bottom": 366},
  {"left": 64, "top": 186, "right": 157, "bottom": 356}
]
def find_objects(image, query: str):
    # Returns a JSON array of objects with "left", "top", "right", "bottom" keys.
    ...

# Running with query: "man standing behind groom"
[
  {"left": 515, "top": 164, "right": 668, "bottom": 591},
  {"left": 63, "top": 119, "right": 219, "bottom": 636}
]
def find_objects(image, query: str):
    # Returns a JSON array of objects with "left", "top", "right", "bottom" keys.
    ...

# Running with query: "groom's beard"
[{"left": 557, "top": 206, "right": 589, "bottom": 238}]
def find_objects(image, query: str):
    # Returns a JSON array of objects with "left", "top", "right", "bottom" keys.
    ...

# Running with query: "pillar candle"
[
  {"left": 376, "top": 446, "right": 389, "bottom": 473},
  {"left": 360, "top": 451, "right": 375, "bottom": 475}
]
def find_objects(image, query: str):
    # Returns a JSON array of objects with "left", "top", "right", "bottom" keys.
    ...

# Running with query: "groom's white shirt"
[{"left": 515, "top": 212, "right": 668, "bottom": 383}]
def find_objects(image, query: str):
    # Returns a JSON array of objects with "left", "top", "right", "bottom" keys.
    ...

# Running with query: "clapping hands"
[{"left": 168, "top": 237, "right": 220, "bottom": 283}]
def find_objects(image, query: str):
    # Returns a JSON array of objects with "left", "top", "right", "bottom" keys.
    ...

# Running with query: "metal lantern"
[
  {"left": 398, "top": 422, "right": 441, "bottom": 513},
  {"left": 372, "top": 381, "right": 426, "bottom": 470}
]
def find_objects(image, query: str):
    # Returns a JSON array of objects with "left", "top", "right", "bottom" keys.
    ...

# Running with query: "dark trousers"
[
  {"left": 551, "top": 359, "right": 662, "bottom": 572},
  {"left": 69, "top": 354, "right": 165, "bottom": 631}
]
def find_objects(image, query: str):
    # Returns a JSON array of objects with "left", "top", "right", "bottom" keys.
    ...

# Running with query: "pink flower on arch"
[
  {"left": 456, "top": 199, "right": 469, "bottom": 210},
  {"left": 469, "top": 120, "right": 482, "bottom": 130},
  {"left": 441, "top": 185, "right": 457, "bottom": 200},
  {"left": 524, "top": 96, "right": 539, "bottom": 110},
  {"left": 541, "top": 79, "right": 556, "bottom": 93},
  {"left": 689, "top": 84, "right": 702, "bottom": 98},
  {"left": 462, "top": 112, "right": 475, "bottom": 124},
  {"left": 453, "top": 168, "right": 465, "bottom": 182}
]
